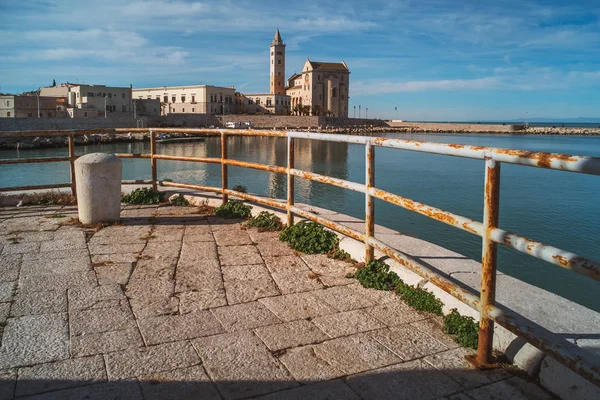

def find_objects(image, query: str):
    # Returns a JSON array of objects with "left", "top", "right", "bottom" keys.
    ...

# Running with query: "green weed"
[
  {"left": 122, "top": 188, "right": 165, "bottom": 205},
  {"left": 279, "top": 220, "right": 339, "bottom": 254},
  {"left": 396, "top": 281, "right": 443, "bottom": 315},
  {"left": 443, "top": 309, "right": 479, "bottom": 349},
  {"left": 170, "top": 194, "right": 190, "bottom": 206},
  {"left": 246, "top": 211, "right": 283, "bottom": 231},
  {"left": 348, "top": 259, "right": 399, "bottom": 290},
  {"left": 214, "top": 200, "right": 252, "bottom": 219}
]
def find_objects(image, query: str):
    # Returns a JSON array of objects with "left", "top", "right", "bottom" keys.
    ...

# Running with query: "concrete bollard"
[{"left": 75, "top": 153, "right": 122, "bottom": 225}]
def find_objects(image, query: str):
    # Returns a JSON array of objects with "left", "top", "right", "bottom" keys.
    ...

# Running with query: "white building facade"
[{"left": 132, "top": 85, "right": 236, "bottom": 116}]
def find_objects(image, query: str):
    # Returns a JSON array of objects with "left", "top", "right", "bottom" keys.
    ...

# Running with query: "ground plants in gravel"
[
  {"left": 396, "top": 280, "right": 443, "bottom": 315},
  {"left": 122, "top": 188, "right": 165, "bottom": 205},
  {"left": 348, "top": 259, "right": 400, "bottom": 290},
  {"left": 246, "top": 211, "right": 283, "bottom": 231},
  {"left": 443, "top": 309, "right": 479, "bottom": 349},
  {"left": 279, "top": 220, "right": 339, "bottom": 254},
  {"left": 215, "top": 200, "right": 252, "bottom": 219}
]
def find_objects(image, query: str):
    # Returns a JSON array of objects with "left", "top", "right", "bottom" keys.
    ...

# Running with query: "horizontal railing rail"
[{"left": 1, "top": 127, "right": 599, "bottom": 385}]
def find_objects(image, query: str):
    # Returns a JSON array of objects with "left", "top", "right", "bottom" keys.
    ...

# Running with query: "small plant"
[
  {"left": 214, "top": 200, "right": 252, "bottom": 219},
  {"left": 232, "top": 185, "right": 248, "bottom": 193},
  {"left": 246, "top": 211, "right": 283, "bottom": 231},
  {"left": 348, "top": 259, "right": 399, "bottom": 291},
  {"left": 327, "top": 248, "right": 355, "bottom": 263},
  {"left": 279, "top": 221, "right": 339, "bottom": 254},
  {"left": 396, "top": 281, "right": 443, "bottom": 315},
  {"left": 170, "top": 194, "right": 190, "bottom": 207},
  {"left": 443, "top": 309, "right": 479, "bottom": 349},
  {"left": 122, "top": 188, "right": 164, "bottom": 205},
  {"left": 21, "top": 191, "right": 76, "bottom": 206}
]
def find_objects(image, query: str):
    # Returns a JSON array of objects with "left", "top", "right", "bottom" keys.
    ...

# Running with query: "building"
[
  {"left": 286, "top": 59, "right": 350, "bottom": 117},
  {"left": 235, "top": 93, "right": 290, "bottom": 115},
  {"left": 132, "top": 85, "right": 236, "bottom": 116},
  {"left": 236, "top": 29, "right": 291, "bottom": 115},
  {"left": 40, "top": 83, "right": 133, "bottom": 118},
  {"left": 133, "top": 99, "right": 161, "bottom": 117},
  {"left": 0, "top": 94, "right": 67, "bottom": 118}
]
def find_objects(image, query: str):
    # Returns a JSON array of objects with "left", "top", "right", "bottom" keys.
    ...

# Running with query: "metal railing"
[{"left": 1, "top": 127, "right": 599, "bottom": 384}]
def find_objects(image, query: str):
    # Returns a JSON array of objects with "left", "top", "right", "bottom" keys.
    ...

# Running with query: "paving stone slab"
[
  {"left": 92, "top": 253, "right": 140, "bottom": 264},
  {"left": 104, "top": 340, "right": 201, "bottom": 380},
  {"left": 218, "top": 245, "right": 263, "bottom": 266},
  {"left": 300, "top": 254, "right": 356, "bottom": 286},
  {"left": 0, "top": 369, "right": 16, "bottom": 400},
  {"left": 150, "top": 228, "right": 185, "bottom": 243},
  {"left": 71, "top": 326, "right": 144, "bottom": 357},
  {"left": 15, "top": 355, "right": 107, "bottom": 397},
  {"left": 175, "top": 264, "right": 223, "bottom": 293},
  {"left": 0, "top": 313, "right": 69, "bottom": 369},
  {"left": 213, "top": 229, "right": 253, "bottom": 246},
  {"left": 256, "top": 239, "right": 296, "bottom": 257},
  {"left": 211, "top": 301, "right": 280, "bottom": 332},
  {"left": 193, "top": 330, "right": 296, "bottom": 400},
  {"left": 207, "top": 217, "right": 241, "bottom": 231},
  {"left": 410, "top": 316, "right": 461, "bottom": 349},
  {"left": 312, "top": 309, "right": 386, "bottom": 338},
  {"left": 138, "top": 310, "right": 224, "bottom": 345},
  {"left": 247, "top": 229, "right": 281, "bottom": 243},
  {"left": 178, "top": 241, "right": 218, "bottom": 263},
  {"left": 0, "top": 303, "right": 9, "bottom": 323},
  {"left": 277, "top": 345, "right": 345, "bottom": 382},
  {"left": 139, "top": 365, "right": 221, "bottom": 400},
  {"left": 0, "top": 255, "right": 20, "bottom": 283},
  {"left": 1, "top": 241, "right": 40, "bottom": 255},
  {"left": 422, "top": 347, "right": 511, "bottom": 390},
  {"left": 129, "top": 296, "right": 180, "bottom": 319},
  {"left": 20, "top": 254, "right": 91, "bottom": 276},
  {"left": 313, "top": 332, "right": 401, "bottom": 375},
  {"left": 11, "top": 290, "right": 66, "bottom": 317},
  {"left": 22, "top": 248, "right": 89, "bottom": 261},
  {"left": 143, "top": 240, "right": 182, "bottom": 259},
  {"left": 270, "top": 268, "right": 325, "bottom": 294},
  {"left": 129, "top": 257, "right": 178, "bottom": 281},
  {"left": 40, "top": 235, "right": 87, "bottom": 252},
  {"left": 363, "top": 300, "right": 429, "bottom": 326},
  {"left": 183, "top": 233, "right": 214, "bottom": 243},
  {"left": 463, "top": 376, "right": 554, "bottom": 400},
  {"left": 224, "top": 276, "right": 280, "bottom": 305},
  {"left": 258, "top": 291, "right": 337, "bottom": 321},
  {"left": 68, "top": 284, "right": 126, "bottom": 311},
  {"left": 177, "top": 289, "right": 227, "bottom": 313},
  {"left": 371, "top": 325, "right": 450, "bottom": 361},
  {"left": 18, "top": 270, "right": 97, "bottom": 293},
  {"left": 88, "top": 226, "right": 150, "bottom": 244},
  {"left": 222, "top": 263, "right": 270, "bottom": 281},
  {"left": 95, "top": 262, "right": 133, "bottom": 285},
  {"left": 126, "top": 278, "right": 175, "bottom": 299},
  {"left": 18, "top": 381, "right": 144, "bottom": 400},
  {"left": 345, "top": 359, "right": 463, "bottom": 400},
  {"left": 183, "top": 224, "right": 212, "bottom": 235},
  {"left": 9, "top": 231, "right": 54, "bottom": 243},
  {"left": 254, "top": 379, "right": 361, "bottom": 400},
  {"left": 262, "top": 255, "right": 308, "bottom": 274},
  {"left": 89, "top": 243, "right": 146, "bottom": 255},
  {"left": 0, "top": 282, "right": 15, "bottom": 302},
  {"left": 254, "top": 319, "right": 330, "bottom": 352},
  {"left": 70, "top": 304, "right": 136, "bottom": 336},
  {"left": 313, "top": 284, "right": 378, "bottom": 312}
]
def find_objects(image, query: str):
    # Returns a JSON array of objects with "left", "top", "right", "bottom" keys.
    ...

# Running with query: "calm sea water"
[{"left": 1, "top": 133, "right": 599, "bottom": 311}]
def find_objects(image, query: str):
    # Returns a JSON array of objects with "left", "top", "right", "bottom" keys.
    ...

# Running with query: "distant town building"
[
  {"left": 132, "top": 85, "right": 236, "bottom": 116},
  {"left": 286, "top": 60, "right": 350, "bottom": 117},
  {"left": 133, "top": 98, "right": 161, "bottom": 117},
  {"left": 0, "top": 94, "right": 67, "bottom": 118},
  {"left": 40, "top": 83, "right": 133, "bottom": 118}
]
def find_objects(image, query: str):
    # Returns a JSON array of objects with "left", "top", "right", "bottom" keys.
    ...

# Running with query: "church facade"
[{"left": 238, "top": 29, "right": 350, "bottom": 117}]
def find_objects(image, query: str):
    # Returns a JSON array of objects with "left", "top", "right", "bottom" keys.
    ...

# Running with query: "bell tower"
[{"left": 270, "top": 29, "right": 285, "bottom": 95}]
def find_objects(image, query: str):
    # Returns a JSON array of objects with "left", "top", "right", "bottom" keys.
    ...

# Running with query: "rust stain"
[
  {"left": 448, "top": 144, "right": 465, "bottom": 149},
  {"left": 552, "top": 255, "right": 569, "bottom": 267},
  {"left": 462, "top": 222, "right": 478, "bottom": 234}
]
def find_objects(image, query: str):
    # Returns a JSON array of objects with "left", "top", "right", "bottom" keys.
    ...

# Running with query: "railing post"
[
  {"left": 365, "top": 141, "right": 375, "bottom": 263},
  {"left": 473, "top": 157, "right": 501, "bottom": 368},
  {"left": 150, "top": 129, "right": 157, "bottom": 191},
  {"left": 287, "top": 136, "right": 295, "bottom": 227},
  {"left": 68, "top": 133, "right": 76, "bottom": 196},
  {"left": 221, "top": 130, "right": 228, "bottom": 205}
]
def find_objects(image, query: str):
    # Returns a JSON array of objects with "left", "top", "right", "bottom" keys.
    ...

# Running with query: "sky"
[{"left": 1, "top": 0, "right": 599, "bottom": 121}]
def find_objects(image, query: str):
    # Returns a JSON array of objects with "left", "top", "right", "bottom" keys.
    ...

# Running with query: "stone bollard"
[{"left": 75, "top": 153, "right": 122, "bottom": 225}]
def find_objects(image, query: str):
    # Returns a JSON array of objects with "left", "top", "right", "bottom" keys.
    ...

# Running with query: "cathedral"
[{"left": 237, "top": 29, "right": 350, "bottom": 117}]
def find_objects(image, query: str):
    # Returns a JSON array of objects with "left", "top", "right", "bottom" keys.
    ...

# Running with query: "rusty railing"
[{"left": 1, "top": 127, "right": 599, "bottom": 385}]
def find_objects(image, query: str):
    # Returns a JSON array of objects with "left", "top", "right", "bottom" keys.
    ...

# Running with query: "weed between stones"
[
  {"left": 169, "top": 194, "right": 190, "bottom": 207},
  {"left": 279, "top": 221, "right": 339, "bottom": 254},
  {"left": 122, "top": 188, "right": 165, "bottom": 205},
  {"left": 245, "top": 211, "right": 283, "bottom": 231},
  {"left": 214, "top": 200, "right": 252, "bottom": 219},
  {"left": 348, "top": 259, "right": 479, "bottom": 349}
]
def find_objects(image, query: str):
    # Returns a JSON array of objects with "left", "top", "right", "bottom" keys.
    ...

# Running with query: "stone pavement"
[{"left": 0, "top": 204, "right": 555, "bottom": 399}]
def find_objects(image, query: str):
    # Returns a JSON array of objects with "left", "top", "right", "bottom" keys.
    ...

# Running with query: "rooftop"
[{"left": 0, "top": 199, "right": 554, "bottom": 399}]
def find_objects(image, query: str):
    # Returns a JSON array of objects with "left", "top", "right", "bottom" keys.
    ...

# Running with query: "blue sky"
[{"left": 1, "top": 0, "right": 599, "bottom": 120}]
